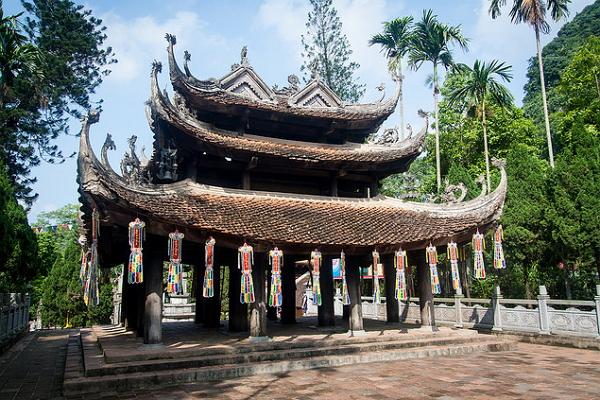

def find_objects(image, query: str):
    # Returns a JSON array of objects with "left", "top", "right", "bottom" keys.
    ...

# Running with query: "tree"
[
  {"left": 300, "top": 0, "right": 365, "bottom": 102},
  {"left": 369, "top": 16, "right": 414, "bottom": 138},
  {"left": 409, "top": 9, "right": 469, "bottom": 191},
  {"left": 0, "top": 0, "right": 115, "bottom": 204},
  {"left": 448, "top": 60, "right": 514, "bottom": 192},
  {"left": 0, "top": 158, "right": 39, "bottom": 293},
  {"left": 489, "top": 0, "right": 571, "bottom": 168}
]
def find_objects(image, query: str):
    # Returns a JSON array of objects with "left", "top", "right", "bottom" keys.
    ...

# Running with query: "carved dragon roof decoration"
[{"left": 78, "top": 110, "right": 507, "bottom": 251}]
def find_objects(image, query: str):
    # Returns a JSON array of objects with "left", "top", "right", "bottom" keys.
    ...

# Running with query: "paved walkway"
[
  {"left": 1, "top": 329, "right": 600, "bottom": 399},
  {"left": 0, "top": 330, "right": 70, "bottom": 400},
  {"left": 126, "top": 343, "right": 600, "bottom": 400}
]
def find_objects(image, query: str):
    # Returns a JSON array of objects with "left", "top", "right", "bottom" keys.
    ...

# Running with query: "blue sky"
[{"left": 11, "top": 0, "right": 593, "bottom": 222}]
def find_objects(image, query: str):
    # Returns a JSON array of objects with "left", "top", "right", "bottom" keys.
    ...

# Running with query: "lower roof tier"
[{"left": 78, "top": 111, "right": 507, "bottom": 252}]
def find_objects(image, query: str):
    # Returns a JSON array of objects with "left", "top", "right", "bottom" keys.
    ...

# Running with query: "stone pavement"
[
  {"left": 0, "top": 330, "right": 70, "bottom": 400},
  {"left": 119, "top": 343, "right": 600, "bottom": 400}
]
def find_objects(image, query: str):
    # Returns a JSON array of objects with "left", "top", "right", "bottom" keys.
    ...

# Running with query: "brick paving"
[
  {"left": 0, "top": 331, "right": 70, "bottom": 400},
  {"left": 1, "top": 328, "right": 600, "bottom": 400},
  {"left": 125, "top": 343, "right": 600, "bottom": 400}
]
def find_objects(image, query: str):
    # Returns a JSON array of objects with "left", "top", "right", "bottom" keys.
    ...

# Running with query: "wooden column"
[
  {"left": 318, "top": 255, "right": 335, "bottom": 326},
  {"left": 144, "top": 244, "right": 164, "bottom": 344},
  {"left": 281, "top": 256, "right": 297, "bottom": 324},
  {"left": 249, "top": 252, "right": 268, "bottom": 338},
  {"left": 203, "top": 246, "right": 222, "bottom": 328},
  {"left": 135, "top": 281, "right": 146, "bottom": 337},
  {"left": 346, "top": 256, "right": 364, "bottom": 334},
  {"left": 119, "top": 267, "right": 128, "bottom": 326},
  {"left": 383, "top": 253, "right": 399, "bottom": 323},
  {"left": 194, "top": 261, "right": 206, "bottom": 325},
  {"left": 415, "top": 249, "right": 435, "bottom": 328}
]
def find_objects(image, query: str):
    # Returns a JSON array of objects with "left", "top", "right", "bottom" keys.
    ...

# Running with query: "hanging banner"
[
  {"left": 310, "top": 249, "right": 322, "bottom": 306},
  {"left": 425, "top": 243, "right": 441, "bottom": 294},
  {"left": 238, "top": 242, "right": 255, "bottom": 304},
  {"left": 203, "top": 236, "right": 216, "bottom": 298},
  {"left": 340, "top": 251, "right": 350, "bottom": 305},
  {"left": 128, "top": 218, "right": 145, "bottom": 284},
  {"left": 268, "top": 247, "right": 283, "bottom": 307},
  {"left": 394, "top": 248, "right": 408, "bottom": 301},
  {"left": 372, "top": 250, "right": 381, "bottom": 304},
  {"left": 447, "top": 241, "right": 461, "bottom": 291},
  {"left": 472, "top": 230, "right": 486, "bottom": 279},
  {"left": 494, "top": 225, "right": 506, "bottom": 270},
  {"left": 167, "top": 230, "right": 184, "bottom": 295},
  {"left": 332, "top": 258, "right": 342, "bottom": 279}
]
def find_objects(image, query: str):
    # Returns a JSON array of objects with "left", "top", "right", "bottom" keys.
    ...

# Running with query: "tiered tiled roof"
[
  {"left": 166, "top": 35, "right": 400, "bottom": 136},
  {"left": 150, "top": 62, "right": 426, "bottom": 173},
  {"left": 78, "top": 111, "right": 507, "bottom": 251}
]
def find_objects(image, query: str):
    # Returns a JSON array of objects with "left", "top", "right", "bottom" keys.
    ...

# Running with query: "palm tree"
[
  {"left": 409, "top": 9, "right": 469, "bottom": 191},
  {"left": 489, "top": 0, "right": 570, "bottom": 168},
  {"left": 448, "top": 60, "right": 514, "bottom": 193},
  {"left": 369, "top": 16, "right": 414, "bottom": 139}
]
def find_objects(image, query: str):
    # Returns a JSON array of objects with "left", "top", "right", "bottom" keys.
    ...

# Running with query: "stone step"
[
  {"left": 99, "top": 328, "right": 477, "bottom": 363},
  {"left": 64, "top": 339, "right": 515, "bottom": 397},
  {"left": 87, "top": 334, "right": 493, "bottom": 377}
]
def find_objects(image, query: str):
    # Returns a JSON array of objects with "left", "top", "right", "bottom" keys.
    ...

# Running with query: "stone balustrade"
[
  {"left": 0, "top": 293, "right": 30, "bottom": 348},
  {"left": 308, "top": 284, "right": 600, "bottom": 339}
]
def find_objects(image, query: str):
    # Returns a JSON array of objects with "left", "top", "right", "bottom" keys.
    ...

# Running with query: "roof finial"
[
  {"left": 165, "top": 33, "right": 176, "bottom": 46},
  {"left": 240, "top": 45, "right": 249, "bottom": 66}
]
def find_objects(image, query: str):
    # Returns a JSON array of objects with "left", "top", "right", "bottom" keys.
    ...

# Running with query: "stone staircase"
[{"left": 63, "top": 326, "right": 516, "bottom": 397}]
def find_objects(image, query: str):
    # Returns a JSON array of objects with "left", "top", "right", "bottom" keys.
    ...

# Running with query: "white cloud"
[{"left": 102, "top": 11, "right": 227, "bottom": 82}]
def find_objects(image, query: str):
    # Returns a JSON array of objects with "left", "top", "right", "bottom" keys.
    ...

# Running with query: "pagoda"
[{"left": 77, "top": 34, "right": 507, "bottom": 344}]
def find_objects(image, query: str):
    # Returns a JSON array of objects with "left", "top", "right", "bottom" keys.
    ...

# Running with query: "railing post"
[
  {"left": 454, "top": 286, "right": 464, "bottom": 328},
  {"left": 537, "top": 285, "right": 551, "bottom": 335},
  {"left": 594, "top": 284, "right": 600, "bottom": 338},
  {"left": 492, "top": 285, "right": 503, "bottom": 332}
]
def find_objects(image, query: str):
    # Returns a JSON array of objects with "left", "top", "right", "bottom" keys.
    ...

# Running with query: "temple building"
[{"left": 77, "top": 34, "right": 507, "bottom": 344}]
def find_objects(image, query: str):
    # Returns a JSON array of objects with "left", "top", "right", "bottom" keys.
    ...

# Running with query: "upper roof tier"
[
  {"left": 150, "top": 61, "right": 426, "bottom": 174},
  {"left": 78, "top": 111, "right": 507, "bottom": 252},
  {"left": 165, "top": 34, "right": 400, "bottom": 143}
]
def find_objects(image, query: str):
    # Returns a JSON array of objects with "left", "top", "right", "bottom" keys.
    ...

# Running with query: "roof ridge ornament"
[
  {"left": 151, "top": 60, "right": 162, "bottom": 75},
  {"left": 165, "top": 33, "right": 176, "bottom": 46},
  {"left": 240, "top": 45, "right": 249, "bottom": 66},
  {"left": 100, "top": 133, "right": 116, "bottom": 169},
  {"left": 183, "top": 50, "right": 192, "bottom": 77}
]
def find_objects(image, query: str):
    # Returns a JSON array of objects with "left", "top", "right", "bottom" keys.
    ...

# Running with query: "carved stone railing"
[
  {"left": 0, "top": 293, "right": 30, "bottom": 346},
  {"left": 311, "top": 285, "right": 600, "bottom": 338}
]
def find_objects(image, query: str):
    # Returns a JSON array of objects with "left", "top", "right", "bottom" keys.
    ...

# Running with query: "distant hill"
[{"left": 523, "top": 0, "right": 600, "bottom": 117}]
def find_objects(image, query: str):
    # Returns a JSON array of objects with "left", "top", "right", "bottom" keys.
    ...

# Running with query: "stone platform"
[{"left": 63, "top": 318, "right": 516, "bottom": 397}]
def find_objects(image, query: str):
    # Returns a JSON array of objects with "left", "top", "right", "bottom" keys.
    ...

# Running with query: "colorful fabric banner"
[
  {"left": 238, "top": 242, "right": 255, "bottom": 304},
  {"left": 340, "top": 250, "right": 350, "bottom": 305},
  {"left": 311, "top": 249, "right": 322, "bottom": 306},
  {"left": 203, "top": 236, "right": 216, "bottom": 298},
  {"left": 447, "top": 241, "right": 461, "bottom": 291},
  {"left": 394, "top": 248, "right": 408, "bottom": 301},
  {"left": 83, "top": 208, "right": 100, "bottom": 307},
  {"left": 372, "top": 249, "right": 381, "bottom": 304},
  {"left": 494, "top": 225, "right": 506, "bottom": 270},
  {"left": 472, "top": 230, "right": 486, "bottom": 279},
  {"left": 268, "top": 247, "right": 283, "bottom": 307},
  {"left": 128, "top": 218, "right": 145, "bottom": 284},
  {"left": 167, "top": 230, "right": 184, "bottom": 294},
  {"left": 425, "top": 244, "right": 441, "bottom": 294}
]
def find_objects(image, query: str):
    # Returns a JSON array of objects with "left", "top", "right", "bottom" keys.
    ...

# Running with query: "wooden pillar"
[
  {"left": 318, "top": 254, "right": 335, "bottom": 326},
  {"left": 119, "top": 267, "right": 128, "bottom": 326},
  {"left": 383, "top": 253, "right": 399, "bottom": 323},
  {"left": 249, "top": 252, "right": 268, "bottom": 338},
  {"left": 415, "top": 250, "right": 435, "bottom": 328},
  {"left": 144, "top": 244, "right": 164, "bottom": 344},
  {"left": 228, "top": 248, "right": 248, "bottom": 332},
  {"left": 346, "top": 256, "right": 364, "bottom": 333},
  {"left": 194, "top": 261, "right": 206, "bottom": 324},
  {"left": 330, "top": 177, "right": 338, "bottom": 197},
  {"left": 281, "top": 256, "right": 297, "bottom": 324},
  {"left": 203, "top": 246, "right": 222, "bottom": 328},
  {"left": 135, "top": 281, "right": 146, "bottom": 337}
]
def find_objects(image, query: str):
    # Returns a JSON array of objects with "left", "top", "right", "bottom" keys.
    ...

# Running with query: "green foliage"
[
  {"left": 0, "top": 159, "right": 39, "bottom": 293},
  {"left": 0, "top": 0, "right": 115, "bottom": 204},
  {"left": 523, "top": 1, "right": 600, "bottom": 121},
  {"left": 36, "top": 203, "right": 113, "bottom": 327},
  {"left": 300, "top": 0, "right": 365, "bottom": 102},
  {"left": 369, "top": 16, "right": 414, "bottom": 74}
]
